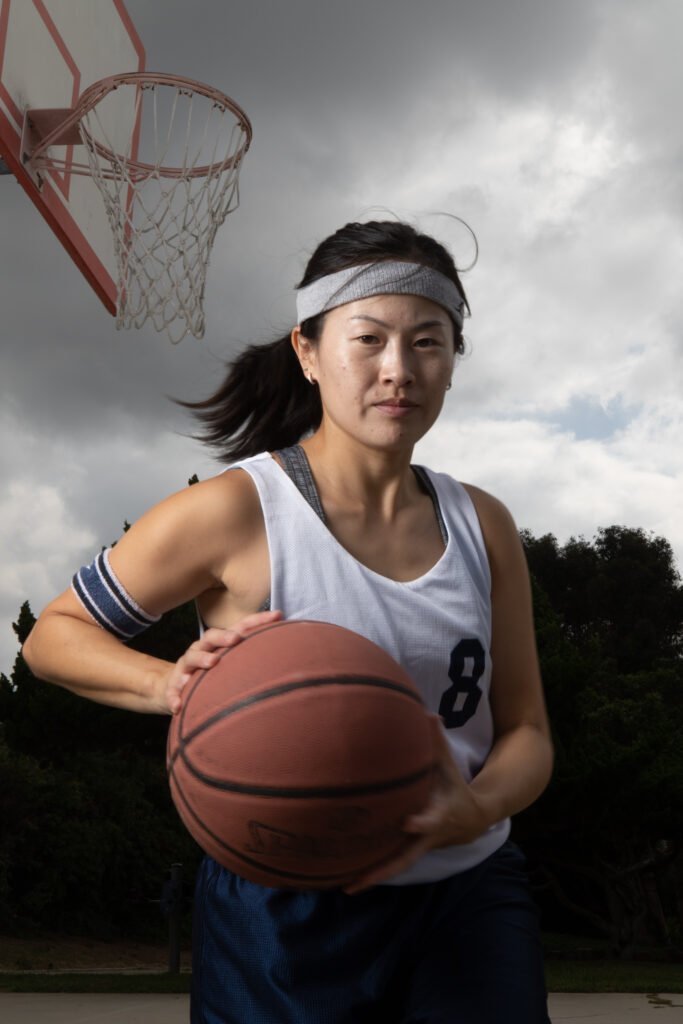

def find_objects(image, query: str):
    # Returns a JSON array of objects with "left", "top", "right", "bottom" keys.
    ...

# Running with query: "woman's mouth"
[{"left": 374, "top": 399, "right": 418, "bottom": 417}]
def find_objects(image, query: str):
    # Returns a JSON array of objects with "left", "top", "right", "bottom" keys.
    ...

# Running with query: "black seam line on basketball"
[
  {"left": 169, "top": 765, "right": 367, "bottom": 884},
  {"left": 177, "top": 620, "right": 322, "bottom": 738},
  {"left": 176, "top": 674, "right": 423, "bottom": 757},
  {"left": 172, "top": 672, "right": 421, "bottom": 767},
  {"left": 176, "top": 753, "right": 435, "bottom": 798}
]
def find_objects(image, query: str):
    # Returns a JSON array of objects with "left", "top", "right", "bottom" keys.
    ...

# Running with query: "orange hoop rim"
[{"left": 28, "top": 72, "right": 253, "bottom": 180}]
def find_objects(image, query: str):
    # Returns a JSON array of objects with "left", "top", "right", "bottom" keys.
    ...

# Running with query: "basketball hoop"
[{"left": 23, "top": 73, "right": 252, "bottom": 343}]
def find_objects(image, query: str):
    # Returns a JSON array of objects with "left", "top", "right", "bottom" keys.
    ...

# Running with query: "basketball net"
[{"left": 28, "top": 74, "right": 252, "bottom": 344}]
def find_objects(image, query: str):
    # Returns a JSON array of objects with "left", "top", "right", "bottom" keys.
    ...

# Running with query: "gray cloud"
[{"left": 1, "top": 0, "right": 681, "bottom": 672}]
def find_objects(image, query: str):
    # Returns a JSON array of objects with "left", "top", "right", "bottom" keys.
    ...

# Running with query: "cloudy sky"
[{"left": 2, "top": 0, "right": 682, "bottom": 674}]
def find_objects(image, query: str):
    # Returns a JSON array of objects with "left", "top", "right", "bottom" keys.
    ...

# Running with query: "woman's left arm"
[
  {"left": 345, "top": 488, "right": 553, "bottom": 893},
  {"left": 460, "top": 484, "right": 554, "bottom": 824}
]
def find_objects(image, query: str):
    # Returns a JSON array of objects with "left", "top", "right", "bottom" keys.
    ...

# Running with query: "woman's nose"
[{"left": 380, "top": 342, "right": 415, "bottom": 386}]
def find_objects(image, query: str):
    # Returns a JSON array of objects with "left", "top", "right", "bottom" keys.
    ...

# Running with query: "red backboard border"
[{"left": 0, "top": 0, "right": 146, "bottom": 316}]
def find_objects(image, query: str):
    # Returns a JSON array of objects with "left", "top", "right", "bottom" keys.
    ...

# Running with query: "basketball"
[{"left": 167, "top": 619, "right": 436, "bottom": 888}]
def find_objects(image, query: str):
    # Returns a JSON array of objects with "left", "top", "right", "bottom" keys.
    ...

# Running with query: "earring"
[
  {"left": 305, "top": 371, "right": 315, "bottom": 385},
  {"left": 446, "top": 380, "right": 452, "bottom": 391}
]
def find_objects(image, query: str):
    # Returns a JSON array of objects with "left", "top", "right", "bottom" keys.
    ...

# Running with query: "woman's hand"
[
  {"left": 163, "top": 609, "right": 283, "bottom": 714},
  {"left": 344, "top": 715, "right": 490, "bottom": 894}
]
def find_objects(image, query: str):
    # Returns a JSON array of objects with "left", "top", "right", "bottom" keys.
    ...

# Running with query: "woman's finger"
[
  {"left": 202, "top": 610, "right": 283, "bottom": 648},
  {"left": 166, "top": 609, "right": 284, "bottom": 714}
]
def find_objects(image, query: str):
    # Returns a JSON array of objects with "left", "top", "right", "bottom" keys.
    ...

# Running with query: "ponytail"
[{"left": 178, "top": 333, "right": 322, "bottom": 462}]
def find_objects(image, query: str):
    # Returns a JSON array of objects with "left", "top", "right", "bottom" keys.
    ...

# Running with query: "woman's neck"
[{"left": 299, "top": 428, "right": 419, "bottom": 522}]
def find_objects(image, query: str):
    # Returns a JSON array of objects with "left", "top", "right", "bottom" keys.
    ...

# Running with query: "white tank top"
[{"left": 230, "top": 451, "right": 510, "bottom": 883}]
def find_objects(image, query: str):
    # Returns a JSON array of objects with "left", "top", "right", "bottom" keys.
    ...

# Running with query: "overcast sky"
[{"left": 2, "top": 0, "right": 682, "bottom": 674}]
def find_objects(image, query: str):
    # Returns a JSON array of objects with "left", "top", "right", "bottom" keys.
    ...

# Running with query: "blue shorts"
[{"left": 191, "top": 840, "right": 550, "bottom": 1024}]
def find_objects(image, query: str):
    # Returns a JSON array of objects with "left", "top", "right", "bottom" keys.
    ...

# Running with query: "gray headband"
[{"left": 295, "top": 261, "right": 465, "bottom": 329}]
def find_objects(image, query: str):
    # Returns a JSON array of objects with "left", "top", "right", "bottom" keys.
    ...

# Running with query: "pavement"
[{"left": 0, "top": 992, "right": 682, "bottom": 1022}]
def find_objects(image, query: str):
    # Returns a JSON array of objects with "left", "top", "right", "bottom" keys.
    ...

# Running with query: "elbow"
[
  {"left": 21, "top": 619, "right": 55, "bottom": 682},
  {"left": 21, "top": 626, "right": 41, "bottom": 677},
  {"left": 522, "top": 720, "right": 555, "bottom": 796},
  {"left": 539, "top": 726, "right": 555, "bottom": 791}
]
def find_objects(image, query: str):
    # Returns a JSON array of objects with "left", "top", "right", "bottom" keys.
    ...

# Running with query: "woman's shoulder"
[
  {"left": 458, "top": 482, "right": 525, "bottom": 576},
  {"left": 103, "top": 467, "right": 266, "bottom": 614},
  {"left": 146, "top": 466, "right": 263, "bottom": 536},
  {"left": 459, "top": 482, "right": 514, "bottom": 526},
  {"left": 419, "top": 467, "right": 514, "bottom": 530},
  {"left": 112, "top": 467, "right": 264, "bottom": 567}
]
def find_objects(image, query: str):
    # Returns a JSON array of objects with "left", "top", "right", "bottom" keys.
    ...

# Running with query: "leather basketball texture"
[{"left": 167, "top": 619, "right": 436, "bottom": 888}]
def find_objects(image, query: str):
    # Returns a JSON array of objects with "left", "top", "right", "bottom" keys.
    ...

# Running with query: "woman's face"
[{"left": 295, "top": 292, "right": 456, "bottom": 453}]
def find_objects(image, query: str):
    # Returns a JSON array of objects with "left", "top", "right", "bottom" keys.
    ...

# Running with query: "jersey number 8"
[{"left": 439, "top": 638, "right": 485, "bottom": 729}]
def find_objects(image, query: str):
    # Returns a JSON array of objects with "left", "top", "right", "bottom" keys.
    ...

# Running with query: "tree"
[
  {"left": 517, "top": 528, "right": 683, "bottom": 954},
  {"left": 3, "top": 518, "right": 682, "bottom": 948},
  {"left": 522, "top": 526, "right": 683, "bottom": 671},
  {"left": 0, "top": 560, "right": 202, "bottom": 935}
]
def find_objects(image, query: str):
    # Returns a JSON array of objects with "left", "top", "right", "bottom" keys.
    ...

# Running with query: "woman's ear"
[{"left": 291, "top": 326, "right": 316, "bottom": 383}]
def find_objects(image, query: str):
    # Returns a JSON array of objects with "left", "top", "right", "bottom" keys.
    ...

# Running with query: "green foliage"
[
  {"left": 518, "top": 527, "right": 683, "bottom": 952},
  {"left": 11, "top": 602, "right": 36, "bottom": 646},
  {"left": 0, "top": 973, "right": 193, "bottom": 993},
  {"left": 522, "top": 526, "right": 683, "bottom": 671},
  {"left": 0, "top": 540, "right": 202, "bottom": 936},
  {"left": 0, "top": 735, "right": 201, "bottom": 935},
  {"left": 2, "top": 515, "right": 682, "bottom": 950}
]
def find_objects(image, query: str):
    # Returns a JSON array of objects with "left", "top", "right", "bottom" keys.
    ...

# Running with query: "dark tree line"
[
  {"left": 0, "top": 598, "right": 201, "bottom": 938},
  {"left": 1, "top": 518, "right": 682, "bottom": 954},
  {"left": 0, "top": 492, "right": 202, "bottom": 938},
  {"left": 516, "top": 526, "right": 683, "bottom": 955}
]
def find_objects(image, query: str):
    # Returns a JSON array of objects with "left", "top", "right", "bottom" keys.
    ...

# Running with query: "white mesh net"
[{"left": 77, "top": 77, "right": 251, "bottom": 343}]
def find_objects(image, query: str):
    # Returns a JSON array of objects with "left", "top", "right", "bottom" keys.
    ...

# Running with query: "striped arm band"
[{"left": 71, "top": 548, "right": 161, "bottom": 639}]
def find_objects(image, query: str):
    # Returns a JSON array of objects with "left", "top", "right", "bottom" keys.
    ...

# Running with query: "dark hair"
[{"left": 181, "top": 220, "right": 471, "bottom": 461}]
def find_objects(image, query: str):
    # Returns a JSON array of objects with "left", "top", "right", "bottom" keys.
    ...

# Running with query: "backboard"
[{"left": 0, "top": 0, "right": 145, "bottom": 314}]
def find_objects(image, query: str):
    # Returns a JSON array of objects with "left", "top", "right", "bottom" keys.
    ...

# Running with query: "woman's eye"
[
  {"left": 357, "top": 334, "right": 379, "bottom": 344},
  {"left": 415, "top": 337, "right": 439, "bottom": 348}
]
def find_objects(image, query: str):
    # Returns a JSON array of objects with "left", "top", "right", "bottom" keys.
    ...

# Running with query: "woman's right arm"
[{"left": 22, "top": 472, "right": 279, "bottom": 715}]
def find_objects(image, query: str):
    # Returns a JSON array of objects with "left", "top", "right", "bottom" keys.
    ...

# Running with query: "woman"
[{"left": 24, "top": 220, "right": 553, "bottom": 1023}]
